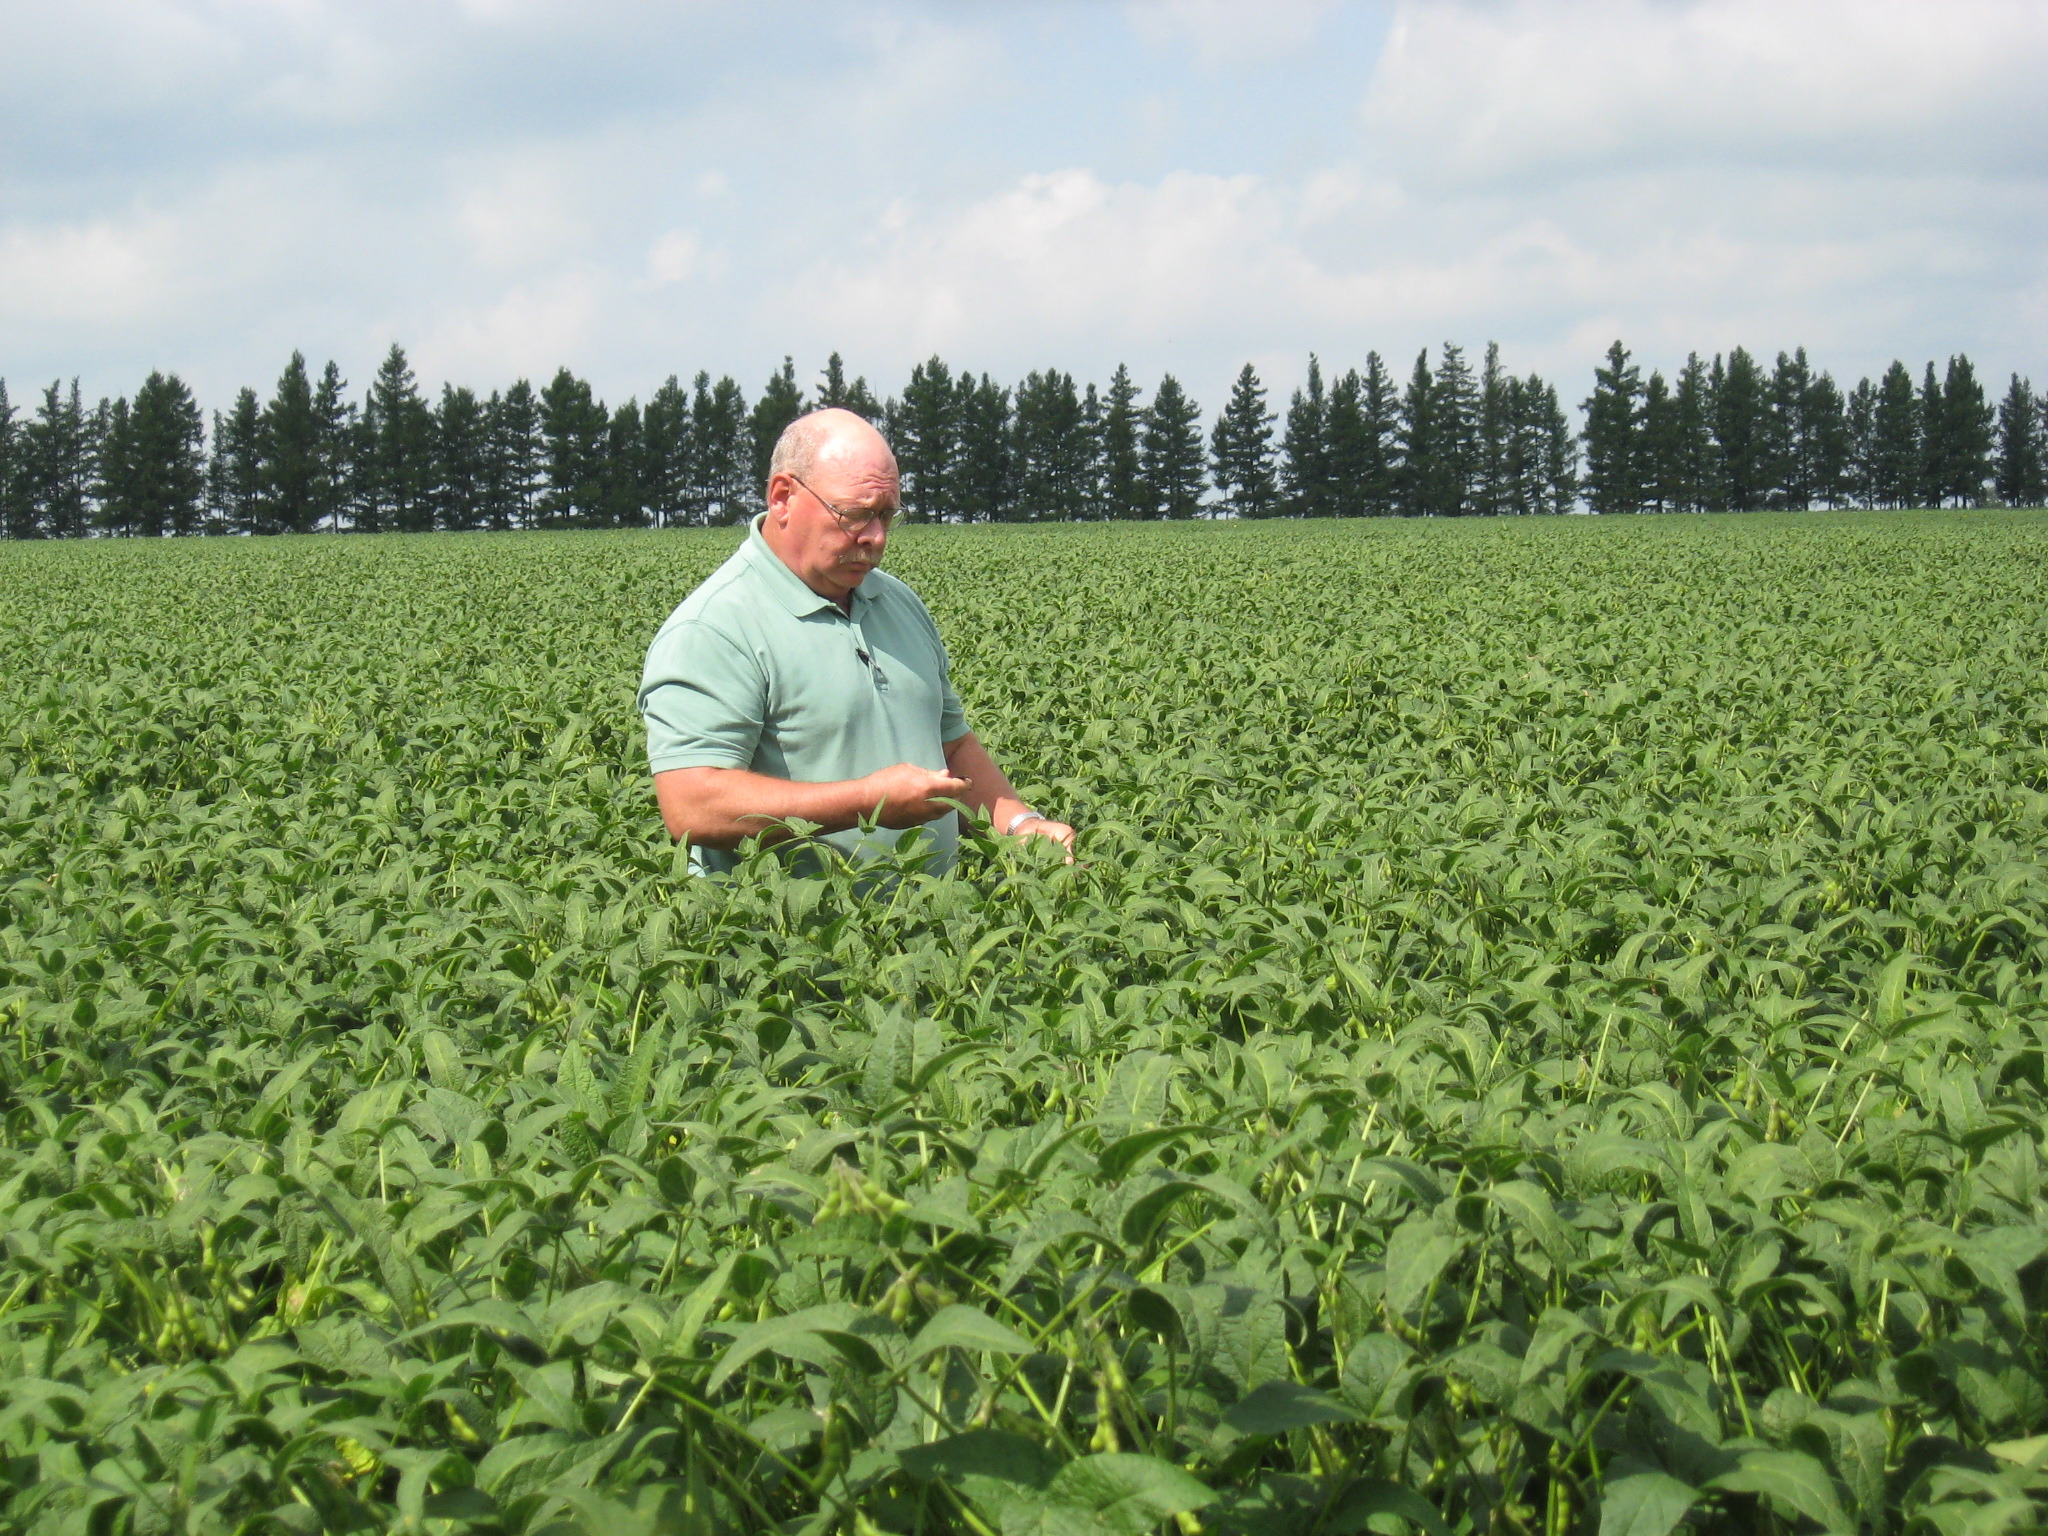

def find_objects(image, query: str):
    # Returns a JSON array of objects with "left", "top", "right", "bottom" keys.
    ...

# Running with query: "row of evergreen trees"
[
  {"left": 0, "top": 345, "right": 1568, "bottom": 536},
  {"left": 0, "top": 341, "right": 2041, "bottom": 538},
  {"left": 1578, "top": 341, "right": 2041, "bottom": 513}
]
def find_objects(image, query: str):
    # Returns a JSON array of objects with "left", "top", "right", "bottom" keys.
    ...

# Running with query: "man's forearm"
[
  {"left": 654, "top": 761, "right": 970, "bottom": 848},
  {"left": 942, "top": 732, "right": 1073, "bottom": 852},
  {"left": 943, "top": 732, "right": 1029, "bottom": 826},
  {"left": 654, "top": 768, "right": 875, "bottom": 848}
]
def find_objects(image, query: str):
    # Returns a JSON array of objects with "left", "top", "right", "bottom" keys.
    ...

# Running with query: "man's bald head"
[
  {"left": 768, "top": 408, "right": 898, "bottom": 490},
  {"left": 760, "top": 409, "right": 901, "bottom": 603}
]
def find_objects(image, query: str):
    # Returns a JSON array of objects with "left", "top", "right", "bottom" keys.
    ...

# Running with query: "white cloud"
[
  {"left": 788, "top": 169, "right": 1321, "bottom": 367},
  {"left": 1362, "top": 0, "right": 2048, "bottom": 187},
  {"left": 774, "top": 122, "right": 2048, "bottom": 404},
  {"left": 1330, "top": 0, "right": 2048, "bottom": 383},
  {"left": 1, "top": 0, "right": 2043, "bottom": 416},
  {"left": 0, "top": 218, "right": 173, "bottom": 327},
  {"left": 412, "top": 271, "right": 605, "bottom": 389}
]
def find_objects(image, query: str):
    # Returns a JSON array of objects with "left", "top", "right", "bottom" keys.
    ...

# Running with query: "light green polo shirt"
[{"left": 639, "top": 516, "right": 970, "bottom": 874}]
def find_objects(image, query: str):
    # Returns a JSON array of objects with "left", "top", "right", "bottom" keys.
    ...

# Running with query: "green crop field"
[{"left": 3, "top": 512, "right": 2047, "bottom": 1536}]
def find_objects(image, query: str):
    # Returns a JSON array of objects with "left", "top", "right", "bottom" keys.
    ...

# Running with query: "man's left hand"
[{"left": 1014, "top": 817, "right": 1075, "bottom": 857}]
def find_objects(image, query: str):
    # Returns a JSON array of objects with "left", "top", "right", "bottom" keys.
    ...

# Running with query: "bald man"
[{"left": 638, "top": 408, "right": 1075, "bottom": 875}]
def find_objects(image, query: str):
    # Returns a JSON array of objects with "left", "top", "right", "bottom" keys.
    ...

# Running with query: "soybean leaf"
[
  {"left": 1488, "top": 1179, "right": 1571, "bottom": 1262},
  {"left": 1709, "top": 1449, "right": 1852, "bottom": 1534},
  {"left": 1597, "top": 1472, "right": 1699, "bottom": 1536},
  {"left": 706, "top": 1303, "right": 863, "bottom": 1394},
  {"left": 1383, "top": 1215, "right": 1463, "bottom": 1322},
  {"left": 1029, "top": 1454, "right": 1216, "bottom": 1536},
  {"left": 907, "top": 1304, "right": 1036, "bottom": 1361},
  {"left": 1220, "top": 1380, "right": 1359, "bottom": 1437},
  {"left": 1328, "top": 1478, "right": 1450, "bottom": 1536},
  {"left": 1096, "top": 1125, "right": 1210, "bottom": 1182}
]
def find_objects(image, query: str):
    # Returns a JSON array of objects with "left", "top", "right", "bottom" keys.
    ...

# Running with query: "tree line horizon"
[{"left": 1, "top": 338, "right": 2043, "bottom": 539}]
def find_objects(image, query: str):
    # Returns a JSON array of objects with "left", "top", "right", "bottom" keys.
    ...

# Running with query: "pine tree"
[
  {"left": 1209, "top": 363, "right": 1277, "bottom": 518},
  {"left": 602, "top": 399, "right": 649, "bottom": 527},
  {"left": 1916, "top": 362, "right": 1946, "bottom": 508},
  {"left": 1356, "top": 353, "right": 1400, "bottom": 516},
  {"left": 710, "top": 377, "right": 754, "bottom": 522},
  {"left": 1714, "top": 348, "right": 1768, "bottom": 511},
  {"left": 1077, "top": 382, "right": 1106, "bottom": 518},
  {"left": 1474, "top": 342, "right": 1509, "bottom": 516},
  {"left": 1580, "top": 340, "right": 1644, "bottom": 514},
  {"left": 953, "top": 374, "right": 1013, "bottom": 523},
  {"left": 1394, "top": 350, "right": 1435, "bottom": 517},
  {"left": 1639, "top": 370, "right": 1680, "bottom": 513},
  {"left": 1498, "top": 378, "right": 1534, "bottom": 515},
  {"left": 1140, "top": 374, "right": 1205, "bottom": 518},
  {"left": 95, "top": 396, "right": 136, "bottom": 535},
  {"left": 1870, "top": 362, "right": 1920, "bottom": 508},
  {"left": 484, "top": 381, "right": 543, "bottom": 529},
  {"left": 685, "top": 373, "right": 751, "bottom": 524},
  {"left": 1938, "top": 354, "right": 1994, "bottom": 507},
  {"left": 683, "top": 373, "right": 719, "bottom": 525},
  {"left": 121, "top": 372, "right": 206, "bottom": 536},
  {"left": 1994, "top": 374, "right": 2046, "bottom": 508},
  {"left": 1279, "top": 357, "right": 1329, "bottom": 517},
  {"left": 23, "top": 381, "right": 96, "bottom": 538},
  {"left": 1845, "top": 377, "right": 1878, "bottom": 509},
  {"left": 1431, "top": 343, "right": 1480, "bottom": 515},
  {"left": 1803, "top": 371, "right": 1851, "bottom": 509},
  {"left": 818, "top": 353, "right": 851, "bottom": 410},
  {"left": 1766, "top": 349, "right": 1812, "bottom": 509},
  {"left": 1539, "top": 379, "right": 1579, "bottom": 514},
  {"left": 258, "top": 353, "right": 322, "bottom": 534},
  {"left": 748, "top": 358, "right": 807, "bottom": 493},
  {"left": 1101, "top": 364, "right": 1146, "bottom": 520},
  {"left": 311, "top": 363, "right": 354, "bottom": 533},
  {"left": 434, "top": 385, "right": 490, "bottom": 531},
  {"left": 846, "top": 377, "right": 883, "bottom": 421},
  {"left": 209, "top": 389, "right": 264, "bottom": 534},
  {"left": 0, "top": 380, "right": 25, "bottom": 540},
  {"left": 538, "top": 367, "right": 609, "bottom": 526},
  {"left": 361, "top": 345, "right": 435, "bottom": 532},
  {"left": 642, "top": 375, "right": 692, "bottom": 529},
  {"left": 888, "top": 358, "right": 958, "bottom": 521},
  {"left": 816, "top": 353, "right": 882, "bottom": 420},
  {"left": 1672, "top": 354, "right": 1715, "bottom": 513},
  {"left": 1014, "top": 370, "right": 1089, "bottom": 521},
  {"left": 1323, "top": 368, "right": 1377, "bottom": 517},
  {"left": 1502, "top": 374, "right": 1575, "bottom": 516}
]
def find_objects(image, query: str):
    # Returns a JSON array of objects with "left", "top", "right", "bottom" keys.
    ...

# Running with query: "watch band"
[{"left": 1003, "top": 809, "right": 1044, "bottom": 836}]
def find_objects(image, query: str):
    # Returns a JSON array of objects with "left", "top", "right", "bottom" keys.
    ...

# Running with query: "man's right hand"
[{"left": 860, "top": 762, "right": 972, "bottom": 827}]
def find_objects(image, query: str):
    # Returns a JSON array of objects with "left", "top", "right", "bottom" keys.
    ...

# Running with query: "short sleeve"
[
  {"left": 639, "top": 618, "right": 765, "bottom": 773},
  {"left": 939, "top": 667, "right": 968, "bottom": 743}
]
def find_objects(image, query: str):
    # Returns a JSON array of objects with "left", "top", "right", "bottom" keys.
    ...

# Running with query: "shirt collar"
[{"left": 743, "top": 513, "right": 873, "bottom": 618}]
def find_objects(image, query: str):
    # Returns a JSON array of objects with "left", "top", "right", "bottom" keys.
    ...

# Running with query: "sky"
[{"left": 3, "top": 0, "right": 2046, "bottom": 419}]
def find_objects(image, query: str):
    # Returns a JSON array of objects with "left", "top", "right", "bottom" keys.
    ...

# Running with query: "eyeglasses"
[{"left": 790, "top": 473, "right": 897, "bottom": 535}]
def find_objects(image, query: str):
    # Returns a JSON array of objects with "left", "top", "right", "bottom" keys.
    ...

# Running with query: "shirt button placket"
[{"left": 850, "top": 619, "right": 888, "bottom": 690}]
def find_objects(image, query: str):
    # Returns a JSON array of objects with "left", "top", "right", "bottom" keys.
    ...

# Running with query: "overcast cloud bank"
[{"left": 2, "top": 0, "right": 2044, "bottom": 413}]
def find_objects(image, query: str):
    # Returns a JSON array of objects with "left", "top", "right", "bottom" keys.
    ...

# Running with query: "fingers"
[
  {"left": 1030, "top": 820, "right": 1078, "bottom": 865},
  {"left": 1016, "top": 818, "right": 1077, "bottom": 858},
  {"left": 866, "top": 764, "right": 975, "bottom": 827}
]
